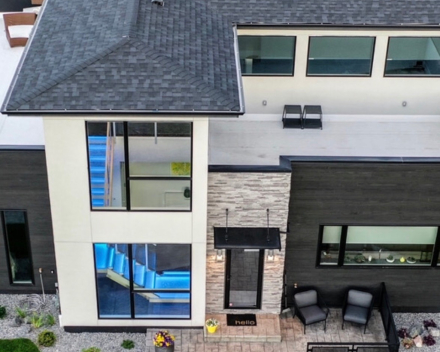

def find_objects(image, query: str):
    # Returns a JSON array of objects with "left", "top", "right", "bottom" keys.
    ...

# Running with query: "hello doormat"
[{"left": 226, "top": 314, "right": 257, "bottom": 326}]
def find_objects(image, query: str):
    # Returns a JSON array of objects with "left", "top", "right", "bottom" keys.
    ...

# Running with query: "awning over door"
[{"left": 214, "top": 227, "right": 281, "bottom": 250}]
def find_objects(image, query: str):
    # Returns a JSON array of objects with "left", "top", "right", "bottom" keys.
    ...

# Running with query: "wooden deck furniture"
[{"left": 3, "top": 13, "right": 37, "bottom": 48}]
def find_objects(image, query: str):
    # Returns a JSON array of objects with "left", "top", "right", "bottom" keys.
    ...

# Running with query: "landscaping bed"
[
  {"left": 0, "top": 294, "right": 145, "bottom": 352},
  {"left": 394, "top": 313, "right": 440, "bottom": 351}
]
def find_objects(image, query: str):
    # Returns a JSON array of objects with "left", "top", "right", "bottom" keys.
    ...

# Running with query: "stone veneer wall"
[{"left": 206, "top": 172, "right": 291, "bottom": 314}]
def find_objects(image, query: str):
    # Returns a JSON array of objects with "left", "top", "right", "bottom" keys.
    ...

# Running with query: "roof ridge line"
[
  {"left": 130, "top": 39, "right": 237, "bottom": 107},
  {"left": 8, "top": 38, "right": 132, "bottom": 110}
]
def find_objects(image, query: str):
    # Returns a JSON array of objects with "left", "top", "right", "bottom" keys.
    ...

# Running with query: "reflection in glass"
[
  {"left": 385, "top": 37, "right": 440, "bottom": 76},
  {"left": 239, "top": 36, "right": 295, "bottom": 75},
  {"left": 344, "top": 226, "right": 436, "bottom": 266},
  {"left": 308, "top": 37, "right": 375, "bottom": 76},
  {"left": 320, "top": 226, "right": 342, "bottom": 265},
  {"left": 2, "top": 211, "right": 33, "bottom": 284}
]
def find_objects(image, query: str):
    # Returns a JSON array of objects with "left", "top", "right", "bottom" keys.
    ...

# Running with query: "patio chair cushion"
[
  {"left": 294, "top": 290, "right": 318, "bottom": 308},
  {"left": 344, "top": 305, "right": 369, "bottom": 324},
  {"left": 347, "top": 290, "right": 373, "bottom": 308},
  {"left": 300, "top": 305, "right": 327, "bottom": 324},
  {"left": 8, "top": 25, "right": 33, "bottom": 39}
]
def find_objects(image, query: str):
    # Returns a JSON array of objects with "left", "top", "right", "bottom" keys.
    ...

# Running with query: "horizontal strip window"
[
  {"left": 317, "top": 225, "right": 440, "bottom": 268},
  {"left": 307, "top": 36, "right": 375, "bottom": 76},
  {"left": 238, "top": 36, "right": 295, "bottom": 76},
  {"left": 86, "top": 122, "right": 192, "bottom": 211},
  {"left": 385, "top": 37, "right": 440, "bottom": 76},
  {"left": 94, "top": 243, "right": 191, "bottom": 319}
]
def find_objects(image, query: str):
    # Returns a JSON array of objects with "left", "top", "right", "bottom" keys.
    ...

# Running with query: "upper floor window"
[
  {"left": 385, "top": 37, "right": 440, "bottom": 76},
  {"left": 1, "top": 210, "right": 34, "bottom": 284},
  {"left": 238, "top": 36, "right": 296, "bottom": 76},
  {"left": 307, "top": 36, "right": 375, "bottom": 76},
  {"left": 86, "top": 122, "right": 192, "bottom": 211}
]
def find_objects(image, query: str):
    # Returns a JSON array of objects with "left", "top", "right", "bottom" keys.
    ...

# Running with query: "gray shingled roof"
[{"left": 3, "top": 0, "right": 440, "bottom": 114}]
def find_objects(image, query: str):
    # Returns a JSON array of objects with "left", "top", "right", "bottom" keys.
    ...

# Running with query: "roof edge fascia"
[
  {"left": 236, "top": 23, "right": 440, "bottom": 30},
  {"left": 1, "top": 109, "right": 244, "bottom": 116}
]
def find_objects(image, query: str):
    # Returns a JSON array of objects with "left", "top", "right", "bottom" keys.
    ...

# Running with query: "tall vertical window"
[
  {"left": 307, "top": 37, "right": 375, "bottom": 76},
  {"left": 238, "top": 36, "right": 295, "bottom": 75},
  {"left": 87, "top": 122, "right": 192, "bottom": 211},
  {"left": 1, "top": 211, "right": 34, "bottom": 284},
  {"left": 94, "top": 243, "right": 191, "bottom": 319},
  {"left": 385, "top": 37, "right": 440, "bottom": 76}
]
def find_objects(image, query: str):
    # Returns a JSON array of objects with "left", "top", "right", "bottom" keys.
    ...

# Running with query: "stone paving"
[{"left": 145, "top": 309, "right": 386, "bottom": 352}]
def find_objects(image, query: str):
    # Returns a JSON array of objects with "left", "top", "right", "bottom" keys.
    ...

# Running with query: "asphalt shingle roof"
[{"left": 3, "top": 0, "right": 440, "bottom": 114}]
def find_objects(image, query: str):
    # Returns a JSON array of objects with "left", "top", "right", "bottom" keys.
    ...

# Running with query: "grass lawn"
[{"left": 0, "top": 338, "right": 40, "bottom": 352}]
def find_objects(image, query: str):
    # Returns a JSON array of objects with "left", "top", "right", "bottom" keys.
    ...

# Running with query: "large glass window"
[
  {"left": 307, "top": 37, "right": 375, "bottom": 76},
  {"left": 94, "top": 243, "right": 191, "bottom": 319},
  {"left": 87, "top": 122, "right": 192, "bottom": 211},
  {"left": 318, "top": 225, "right": 440, "bottom": 267},
  {"left": 385, "top": 37, "right": 440, "bottom": 76},
  {"left": 238, "top": 36, "right": 295, "bottom": 75},
  {"left": 1, "top": 211, "right": 34, "bottom": 284}
]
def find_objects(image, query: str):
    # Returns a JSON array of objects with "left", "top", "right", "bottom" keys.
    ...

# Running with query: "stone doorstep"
[{"left": 204, "top": 314, "right": 282, "bottom": 343}]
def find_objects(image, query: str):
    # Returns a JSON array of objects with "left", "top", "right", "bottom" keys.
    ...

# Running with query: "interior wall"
[{"left": 286, "top": 162, "right": 440, "bottom": 311}]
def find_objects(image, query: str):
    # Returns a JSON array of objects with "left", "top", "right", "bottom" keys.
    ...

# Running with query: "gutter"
[
  {"left": 236, "top": 23, "right": 440, "bottom": 30},
  {"left": 1, "top": 109, "right": 244, "bottom": 116}
]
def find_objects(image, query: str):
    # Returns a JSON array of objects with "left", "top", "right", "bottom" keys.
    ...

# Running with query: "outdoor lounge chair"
[
  {"left": 3, "top": 13, "right": 36, "bottom": 48},
  {"left": 293, "top": 287, "right": 329, "bottom": 333},
  {"left": 342, "top": 288, "right": 374, "bottom": 333}
]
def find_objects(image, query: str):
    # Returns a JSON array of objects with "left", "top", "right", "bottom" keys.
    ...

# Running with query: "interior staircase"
[{"left": 88, "top": 136, "right": 107, "bottom": 207}]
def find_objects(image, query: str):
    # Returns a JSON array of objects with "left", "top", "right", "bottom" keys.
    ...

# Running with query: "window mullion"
[{"left": 338, "top": 226, "right": 348, "bottom": 266}]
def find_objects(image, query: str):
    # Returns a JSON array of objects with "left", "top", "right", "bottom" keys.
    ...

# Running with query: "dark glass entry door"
[{"left": 224, "top": 249, "right": 264, "bottom": 309}]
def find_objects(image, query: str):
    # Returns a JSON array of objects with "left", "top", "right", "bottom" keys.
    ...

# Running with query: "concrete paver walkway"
[{"left": 146, "top": 309, "right": 386, "bottom": 352}]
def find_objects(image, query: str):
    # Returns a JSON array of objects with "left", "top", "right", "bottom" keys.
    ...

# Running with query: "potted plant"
[
  {"left": 153, "top": 330, "right": 175, "bottom": 352},
  {"left": 206, "top": 318, "right": 219, "bottom": 334},
  {"left": 386, "top": 254, "right": 395, "bottom": 263}
]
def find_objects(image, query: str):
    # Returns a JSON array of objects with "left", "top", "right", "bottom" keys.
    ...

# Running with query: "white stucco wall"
[
  {"left": 238, "top": 28, "right": 440, "bottom": 116},
  {"left": 44, "top": 116, "right": 208, "bottom": 327}
]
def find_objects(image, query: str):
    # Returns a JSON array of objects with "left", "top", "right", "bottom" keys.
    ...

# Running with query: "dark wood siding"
[
  {"left": 0, "top": 150, "right": 56, "bottom": 293},
  {"left": 286, "top": 162, "right": 440, "bottom": 312}
]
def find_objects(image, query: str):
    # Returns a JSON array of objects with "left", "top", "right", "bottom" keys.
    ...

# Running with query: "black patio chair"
[
  {"left": 342, "top": 288, "right": 374, "bottom": 333},
  {"left": 293, "top": 286, "right": 329, "bottom": 334}
]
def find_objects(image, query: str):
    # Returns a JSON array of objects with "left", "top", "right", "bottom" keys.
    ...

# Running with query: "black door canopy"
[{"left": 214, "top": 227, "right": 281, "bottom": 250}]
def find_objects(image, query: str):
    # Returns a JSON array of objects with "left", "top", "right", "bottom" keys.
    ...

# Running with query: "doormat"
[{"left": 226, "top": 314, "right": 257, "bottom": 326}]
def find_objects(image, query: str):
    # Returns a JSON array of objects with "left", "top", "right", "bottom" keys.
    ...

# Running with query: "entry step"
[{"left": 204, "top": 314, "right": 281, "bottom": 343}]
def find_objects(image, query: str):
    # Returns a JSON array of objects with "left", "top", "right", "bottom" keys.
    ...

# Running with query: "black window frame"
[
  {"left": 384, "top": 36, "right": 440, "bottom": 77},
  {"left": 316, "top": 224, "right": 440, "bottom": 269},
  {"left": 238, "top": 35, "right": 296, "bottom": 77},
  {"left": 1, "top": 210, "right": 35, "bottom": 286},
  {"left": 93, "top": 243, "right": 192, "bottom": 320},
  {"left": 86, "top": 121, "right": 193, "bottom": 212},
  {"left": 306, "top": 36, "right": 376, "bottom": 77}
]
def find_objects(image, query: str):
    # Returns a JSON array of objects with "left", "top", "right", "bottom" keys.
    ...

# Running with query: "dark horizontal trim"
[
  {"left": 0, "top": 289, "right": 56, "bottom": 294},
  {"left": 214, "top": 227, "right": 281, "bottom": 249},
  {"left": 64, "top": 326, "right": 203, "bottom": 333},
  {"left": 90, "top": 209, "right": 192, "bottom": 212},
  {"left": 0, "top": 145, "right": 45, "bottom": 151},
  {"left": 2, "top": 110, "right": 243, "bottom": 117},
  {"left": 208, "top": 165, "right": 291, "bottom": 173},
  {"left": 209, "top": 156, "right": 440, "bottom": 173},
  {"left": 236, "top": 24, "right": 440, "bottom": 30},
  {"left": 392, "top": 306, "right": 440, "bottom": 313}
]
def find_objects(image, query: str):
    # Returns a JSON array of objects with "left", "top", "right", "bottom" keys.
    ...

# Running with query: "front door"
[{"left": 224, "top": 249, "right": 264, "bottom": 309}]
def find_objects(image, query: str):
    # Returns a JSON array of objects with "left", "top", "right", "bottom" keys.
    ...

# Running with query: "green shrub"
[
  {"left": 44, "top": 314, "right": 56, "bottom": 326},
  {"left": 121, "top": 339, "right": 135, "bottom": 349},
  {"left": 15, "top": 307, "right": 28, "bottom": 319},
  {"left": 82, "top": 348, "right": 101, "bottom": 352},
  {"left": 0, "top": 338, "right": 40, "bottom": 352},
  {"left": 0, "top": 306, "right": 6, "bottom": 319},
  {"left": 30, "top": 314, "right": 44, "bottom": 328},
  {"left": 37, "top": 330, "right": 56, "bottom": 347}
]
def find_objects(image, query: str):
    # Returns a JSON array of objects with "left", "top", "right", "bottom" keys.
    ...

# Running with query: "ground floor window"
[
  {"left": 94, "top": 243, "right": 191, "bottom": 319},
  {"left": 317, "top": 225, "right": 440, "bottom": 267},
  {"left": 1, "top": 210, "right": 34, "bottom": 284}
]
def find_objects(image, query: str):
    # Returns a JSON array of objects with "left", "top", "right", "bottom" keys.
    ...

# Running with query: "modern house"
[{"left": 2, "top": 0, "right": 440, "bottom": 331}]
